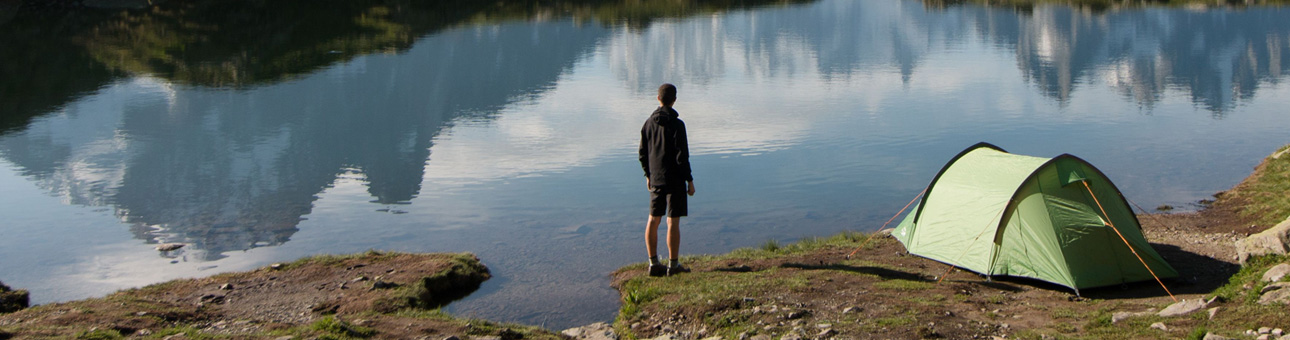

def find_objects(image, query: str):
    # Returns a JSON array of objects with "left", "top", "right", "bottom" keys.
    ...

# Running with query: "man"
[{"left": 639, "top": 83, "right": 695, "bottom": 277}]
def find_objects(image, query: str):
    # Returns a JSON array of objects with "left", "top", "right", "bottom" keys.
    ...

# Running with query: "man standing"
[{"left": 639, "top": 83, "right": 695, "bottom": 277}]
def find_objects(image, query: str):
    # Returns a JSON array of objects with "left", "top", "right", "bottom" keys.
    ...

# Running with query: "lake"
[{"left": 1, "top": 0, "right": 1289, "bottom": 330}]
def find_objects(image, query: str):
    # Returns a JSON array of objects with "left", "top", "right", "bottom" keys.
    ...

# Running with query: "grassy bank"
[{"left": 0, "top": 251, "right": 562, "bottom": 340}]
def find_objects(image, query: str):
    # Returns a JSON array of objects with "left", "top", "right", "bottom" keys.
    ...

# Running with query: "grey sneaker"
[
  {"left": 648, "top": 264, "right": 667, "bottom": 277},
  {"left": 667, "top": 264, "right": 690, "bottom": 276}
]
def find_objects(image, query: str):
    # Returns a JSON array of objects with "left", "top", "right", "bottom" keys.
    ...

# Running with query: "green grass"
[
  {"left": 1238, "top": 145, "right": 1290, "bottom": 227},
  {"left": 310, "top": 315, "right": 376, "bottom": 339},
  {"left": 1213, "top": 254, "right": 1290, "bottom": 303},
  {"left": 75, "top": 329, "right": 123, "bottom": 340}
]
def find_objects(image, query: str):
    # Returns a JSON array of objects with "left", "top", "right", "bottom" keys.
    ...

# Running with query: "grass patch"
[
  {"left": 75, "top": 329, "right": 122, "bottom": 340},
  {"left": 310, "top": 315, "right": 376, "bottom": 339},
  {"left": 1213, "top": 254, "right": 1289, "bottom": 303},
  {"left": 1219, "top": 144, "right": 1290, "bottom": 227},
  {"left": 760, "top": 239, "right": 782, "bottom": 252}
]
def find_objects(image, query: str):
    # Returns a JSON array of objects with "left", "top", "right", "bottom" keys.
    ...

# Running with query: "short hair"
[{"left": 658, "top": 83, "right": 677, "bottom": 105}]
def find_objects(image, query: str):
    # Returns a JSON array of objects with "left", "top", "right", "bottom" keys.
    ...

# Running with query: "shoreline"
[{"left": 1, "top": 144, "right": 1288, "bottom": 339}]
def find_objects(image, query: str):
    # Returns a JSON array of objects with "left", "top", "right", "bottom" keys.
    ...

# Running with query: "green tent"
[{"left": 892, "top": 143, "right": 1178, "bottom": 293}]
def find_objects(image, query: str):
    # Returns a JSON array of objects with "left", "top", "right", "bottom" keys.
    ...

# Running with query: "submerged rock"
[{"left": 156, "top": 243, "right": 186, "bottom": 252}]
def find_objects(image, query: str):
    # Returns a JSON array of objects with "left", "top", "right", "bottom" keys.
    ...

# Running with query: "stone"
[
  {"left": 1264, "top": 264, "right": 1290, "bottom": 282},
  {"left": 1207, "top": 307, "right": 1220, "bottom": 320},
  {"left": 1259, "top": 335, "right": 1270, "bottom": 340},
  {"left": 1150, "top": 322, "right": 1168, "bottom": 331},
  {"left": 220, "top": 283, "right": 233, "bottom": 290},
  {"left": 562, "top": 322, "right": 616, "bottom": 340},
  {"left": 1263, "top": 282, "right": 1290, "bottom": 294},
  {"left": 1263, "top": 327, "right": 1274, "bottom": 334},
  {"left": 817, "top": 329, "right": 836, "bottom": 338},
  {"left": 1259, "top": 283, "right": 1290, "bottom": 305},
  {"left": 1237, "top": 217, "right": 1290, "bottom": 265},
  {"left": 1112, "top": 311, "right": 1153, "bottom": 324},
  {"left": 700, "top": 337, "right": 722, "bottom": 340},
  {"left": 1203, "top": 333, "right": 1235, "bottom": 340},
  {"left": 1274, "top": 329, "right": 1284, "bottom": 337},
  {"left": 1158, "top": 298, "right": 1209, "bottom": 317},
  {"left": 156, "top": 243, "right": 185, "bottom": 251},
  {"left": 780, "top": 332, "right": 803, "bottom": 340},
  {"left": 645, "top": 335, "right": 678, "bottom": 340},
  {"left": 841, "top": 307, "right": 859, "bottom": 314},
  {"left": 749, "top": 335, "right": 772, "bottom": 340}
]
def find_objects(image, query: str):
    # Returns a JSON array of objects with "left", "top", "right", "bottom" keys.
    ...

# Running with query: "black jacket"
[{"left": 639, "top": 106, "right": 693, "bottom": 190}]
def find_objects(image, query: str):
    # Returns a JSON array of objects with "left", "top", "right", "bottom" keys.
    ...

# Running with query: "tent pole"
[
  {"left": 846, "top": 187, "right": 926, "bottom": 259},
  {"left": 1081, "top": 181, "right": 1177, "bottom": 302}
]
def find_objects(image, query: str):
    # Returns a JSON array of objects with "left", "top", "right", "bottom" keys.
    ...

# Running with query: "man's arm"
[
  {"left": 677, "top": 121, "right": 693, "bottom": 196},
  {"left": 640, "top": 127, "right": 651, "bottom": 188}
]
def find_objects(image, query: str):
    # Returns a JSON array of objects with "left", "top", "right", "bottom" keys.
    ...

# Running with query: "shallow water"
[{"left": 2, "top": 0, "right": 1290, "bottom": 329}]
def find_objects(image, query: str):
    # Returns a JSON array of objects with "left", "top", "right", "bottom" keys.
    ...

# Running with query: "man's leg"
[
  {"left": 666, "top": 216, "right": 681, "bottom": 261},
  {"left": 646, "top": 215, "right": 663, "bottom": 258}
]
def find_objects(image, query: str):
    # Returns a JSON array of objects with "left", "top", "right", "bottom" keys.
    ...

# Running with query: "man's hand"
[
  {"left": 646, "top": 178, "right": 652, "bottom": 191},
  {"left": 687, "top": 181, "right": 695, "bottom": 196}
]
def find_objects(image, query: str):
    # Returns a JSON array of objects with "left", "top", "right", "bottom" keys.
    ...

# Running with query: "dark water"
[{"left": 1, "top": 0, "right": 1289, "bottom": 329}]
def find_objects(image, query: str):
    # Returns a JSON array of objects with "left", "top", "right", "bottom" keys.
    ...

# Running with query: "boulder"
[
  {"left": 0, "top": 280, "right": 30, "bottom": 313},
  {"left": 1237, "top": 217, "right": 1290, "bottom": 265},
  {"left": 1158, "top": 299, "right": 1209, "bottom": 317},
  {"left": 1259, "top": 283, "right": 1290, "bottom": 305},
  {"left": 1263, "top": 264, "right": 1290, "bottom": 282}
]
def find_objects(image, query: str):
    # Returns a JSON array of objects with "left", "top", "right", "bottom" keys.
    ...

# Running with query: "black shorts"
[{"left": 649, "top": 187, "right": 688, "bottom": 217}]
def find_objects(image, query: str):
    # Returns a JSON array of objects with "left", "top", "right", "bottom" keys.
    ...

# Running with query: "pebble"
[
  {"left": 155, "top": 243, "right": 185, "bottom": 251},
  {"left": 1150, "top": 322, "right": 1168, "bottom": 331},
  {"left": 1263, "top": 327, "right": 1273, "bottom": 335}
]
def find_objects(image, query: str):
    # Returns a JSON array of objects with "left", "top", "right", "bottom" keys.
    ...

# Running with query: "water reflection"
[
  {"left": 1, "top": 0, "right": 1289, "bottom": 328},
  {"left": 961, "top": 5, "right": 1290, "bottom": 113},
  {"left": 1, "top": 20, "right": 610, "bottom": 261}
]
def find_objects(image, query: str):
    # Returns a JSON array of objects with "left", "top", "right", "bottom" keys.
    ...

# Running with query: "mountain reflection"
[
  {"left": 956, "top": 4, "right": 1290, "bottom": 113},
  {"left": 0, "top": 0, "right": 806, "bottom": 260},
  {"left": 2, "top": 0, "right": 1289, "bottom": 262}
]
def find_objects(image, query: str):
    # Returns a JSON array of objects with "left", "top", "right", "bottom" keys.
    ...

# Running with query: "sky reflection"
[{"left": 2, "top": 0, "right": 1290, "bottom": 330}]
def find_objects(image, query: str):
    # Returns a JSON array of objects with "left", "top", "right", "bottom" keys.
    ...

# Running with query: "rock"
[
  {"left": 1264, "top": 264, "right": 1290, "bottom": 282},
  {"left": 1259, "top": 336, "right": 1270, "bottom": 340},
  {"left": 1263, "top": 282, "right": 1290, "bottom": 294},
  {"left": 1207, "top": 307, "right": 1220, "bottom": 320},
  {"left": 817, "top": 329, "right": 836, "bottom": 338},
  {"left": 780, "top": 332, "right": 803, "bottom": 340},
  {"left": 562, "top": 322, "right": 616, "bottom": 340},
  {"left": 156, "top": 243, "right": 186, "bottom": 251},
  {"left": 785, "top": 311, "right": 807, "bottom": 319},
  {"left": 645, "top": 335, "right": 678, "bottom": 340},
  {"left": 219, "top": 283, "right": 233, "bottom": 290},
  {"left": 442, "top": 337, "right": 460, "bottom": 340},
  {"left": 749, "top": 335, "right": 772, "bottom": 340},
  {"left": 1237, "top": 217, "right": 1290, "bottom": 265},
  {"left": 0, "top": 281, "right": 30, "bottom": 313},
  {"left": 700, "top": 337, "right": 722, "bottom": 340},
  {"left": 1274, "top": 329, "right": 1284, "bottom": 337},
  {"left": 1259, "top": 283, "right": 1290, "bottom": 305},
  {"left": 1112, "top": 311, "right": 1154, "bottom": 323},
  {"left": 841, "top": 307, "right": 859, "bottom": 314},
  {"left": 1150, "top": 322, "right": 1168, "bottom": 331},
  {"left": 270, "top": 263, "right": 284, "bottom": 270},
  {"left": 1158, "top": 298, "right": 1209, "bottom": 317},
  {"left": 1203, "top": 333, "right": 1234, "bottom": 340},
  {"left": 1263, "top": 327, "right": 1274, "bottom": 334}
]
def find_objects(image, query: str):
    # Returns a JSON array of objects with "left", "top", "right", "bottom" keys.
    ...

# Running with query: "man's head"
[{"left": 658, "top": 83, "right": 677, "bottom": 107}]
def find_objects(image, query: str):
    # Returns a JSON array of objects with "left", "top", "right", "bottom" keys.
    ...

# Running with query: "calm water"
[{"left": 2, "top": 0, "right": 1289, "bottom": 329}]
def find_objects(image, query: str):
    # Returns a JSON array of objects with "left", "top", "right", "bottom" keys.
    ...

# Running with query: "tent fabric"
[{"left": 892, "top": 143, "right": 1178, "bottom": 291}]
